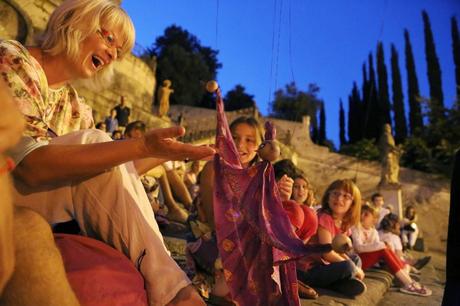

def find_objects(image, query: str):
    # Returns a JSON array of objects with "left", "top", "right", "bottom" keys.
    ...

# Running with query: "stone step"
[
  {"left": 378, "top": 251, "right": 445, "bottom": 306},
  {"left": 164, "top": 236, "right": 397, "bottom": 306},
  {"left": 300, "top": 269, "right": 393, "bottom": 306}
]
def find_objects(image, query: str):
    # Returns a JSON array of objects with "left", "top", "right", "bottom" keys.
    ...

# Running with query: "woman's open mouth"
[{"left": 91, "top": 55, "right": 104, "bottom": 70}]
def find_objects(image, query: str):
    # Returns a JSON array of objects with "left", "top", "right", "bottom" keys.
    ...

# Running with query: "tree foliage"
[
  {"left": 376, "top": 42, "right": 392, "bottom": 127},
  {"left": 339, "top": 99, "right": 346, "bottom": 147},
  {"left": 452, "top": 16, "right": 460, "bottom": 105},
  {"left": 319, "top": 102, "right": 326, "bottom": 145},
  {"left": 224, "top": 84, "right": 256, "bottom": 111},
  {"left": 270, "top": 82, "right": 322, "bottom": 123},
  {"left": 390, "top": 44, "right": 408, "bottom": 144},
  {"left": 422, "top": 10, "right": 445, "bottom": 123},
  {"left": 363, "top": 53, "right": 380, "bottom": 140},
  {"left": 404, "top": 29, "right": 424, "bottom": 136},
  {"left": 340, "top": 138, "right": 380, "bottom": 161},
  {"left": 146, "top": 25, "right": 222, "bottom": 107}
]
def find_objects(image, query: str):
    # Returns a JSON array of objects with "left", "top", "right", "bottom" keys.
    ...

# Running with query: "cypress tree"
[
  {"left": 422, "top": 10, "right": 445, "bottom": 123},
  {"left": 319, "top": 102, "right": 326, "bottom": 144},
  {"left": 404, "top": 29, "right": 424, "bottom": 135},
  {"left": 391, "top": 44, "right": 408, "bottom": 143},
  {"left": 361, "top": 63, "right": 369, "bottom": 134},
  {"left": 452, "top": 16, "right": 460, "bottom": 105},
  {"left": 364, "top": 53, "right": 380, "bottom": 140},
  {"left": 339, "top": 99, "right": 346, "bottom": 147},
  {"left": 376, "top": 42, "right": 392, "bottom": 127}
]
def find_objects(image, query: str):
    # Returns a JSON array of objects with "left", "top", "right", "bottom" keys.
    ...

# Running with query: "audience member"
[
  {"left": 124, "top": 121, "right": 191, "bottom": 223},
  {"left": 95, "top": 121, "right": 107, "bottom": 132},
  {"left": 105, "top": 109, "right": 119, "bottom": 133},
  {"left": 297, "top": 179, "right": 366, "bottom": 298},
  {"left": 273, "top": 159, "right": 319, "bottom": 299},
  {"left": 351, "top": 205, "right": 432, "bottom": 296},
  {"left": 292, "top": 173, "right": 318, "bottom": 209},
  {"left": 401, "top": 205, "right": 420, "bottom": 250},
  {"left": 184, "top": 160, "right": 200, "bottom": 200},
  {"left": 112, "top": 129, "right": 123, "bottom": 140},
  {"left": 0, "top": 80, "right": 80, "bottom": 306},
  {"left": 114, "top": 95, "right": 130, "bottom": 128},
  {"left": 0, "top": 1, "right": 214, "bottom": 305},
  {"left": 371, "top": 193, "right": 390, "bottom": 227}
]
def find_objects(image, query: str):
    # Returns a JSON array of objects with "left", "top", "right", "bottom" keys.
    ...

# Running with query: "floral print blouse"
[{"left": 0, "top": 40, "right": 94, "bottom": 141}]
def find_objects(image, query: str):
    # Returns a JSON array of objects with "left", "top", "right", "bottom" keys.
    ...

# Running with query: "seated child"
[
  {"left": 379, "top": 213, "right": 431, "bottom": 272},
  {"left": 351, "top": 205, "right": 432, "bottom": 296},
  {"left": 401, "top": 205, "right": 420, "bottom": 250},
  {"left": 297, "top": 179, "right": 367, "bottom": 298},
  {"left": 371, "top": 193, "right": 391, "bottom": 227},
  {"left": 291, "top": 173, "right": 320, "bottom": 211}
]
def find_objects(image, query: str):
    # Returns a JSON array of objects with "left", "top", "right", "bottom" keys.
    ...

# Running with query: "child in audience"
[
  {"left": 273, "top": 160, "right": 320, "bottom": 299},
  {"left": 292, "top": 173, "right": 318, "bottom": 209},
  {"left": 297, "top": 179, "right": 367, "bottom": 298},
  {"left": 188, "top": 116, "right": 289, "bottom": 300},
  {"left": 401, "top": 205, "right": 420, "bottom": 250},
  {"left": 379, "top": 214, "right": 406, "bottom": 261},
  {"left": 379, "top": 213, "right": 431, "bottom": 272},
  {"left": 352, "top": 205, "right": 432, "bottom": 296},
  {"left": 371, "top": 193, "right": 390, "bottom": 227},
  {"left": 184, "top": 160, "right": 200, "bottom": 200}
]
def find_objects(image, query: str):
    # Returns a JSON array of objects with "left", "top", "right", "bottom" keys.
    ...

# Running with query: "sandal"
[
  {"left": 400, "top": 282, "right": 432, "bottom": 297},
  {"left": 298, "top": 280, "right": 319, "bottom": 299}
]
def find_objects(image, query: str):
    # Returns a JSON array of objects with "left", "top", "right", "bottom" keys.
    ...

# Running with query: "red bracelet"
[{"left": 0, "top": 157, "right": 15, "bottom": 175}]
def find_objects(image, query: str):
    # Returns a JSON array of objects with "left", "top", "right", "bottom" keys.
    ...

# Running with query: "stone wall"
[
  {"left": 294, "top": 148, "right": 450, "bottom": 253},
  {"left": 1, "top": 0, "right": 158, "bottom": 126}
]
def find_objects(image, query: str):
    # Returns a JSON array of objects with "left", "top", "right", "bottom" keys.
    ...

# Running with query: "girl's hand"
[
  {"left": 277, "top": 174, "right": 294, "bottom": 201},
  {"left": 355, "top": 267, "right": 365, "bottom": 280}
]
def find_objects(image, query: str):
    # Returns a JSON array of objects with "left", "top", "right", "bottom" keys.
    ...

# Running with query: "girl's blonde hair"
[
  {"left": 292, "top": 174, "right": 316, "bottom": 207},
  {"left": 229, "top": 116, "right": 264, "bottom": 166},
  {"left": 320, "top": 179, "right": 362, "bottom": 230},
  {"left": 38, "top": 0, "right": 135, "bottom": 87}
]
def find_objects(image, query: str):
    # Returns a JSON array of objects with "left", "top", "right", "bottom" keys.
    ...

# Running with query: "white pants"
[
  {"left": 12, "top": 129, "right": 190, "bottom": 306},
  {"left": 402, "top": 224, "right": 419, "bottom": 248}
]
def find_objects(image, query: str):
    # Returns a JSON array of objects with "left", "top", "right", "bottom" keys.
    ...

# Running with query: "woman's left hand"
[
  {"left": 141, "top": 126, "right": 215, "bottom": 161},
  {"left": 277, "top": 174, "right": 293, "bottom": 201}
]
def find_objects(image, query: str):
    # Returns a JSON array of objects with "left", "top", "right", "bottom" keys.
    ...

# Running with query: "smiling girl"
[
  {"left": 297, "top": 179, "right": 366, "bottom": 297},
  {"left": 291, "top": 174, "right": 320, "bottom": 210}
]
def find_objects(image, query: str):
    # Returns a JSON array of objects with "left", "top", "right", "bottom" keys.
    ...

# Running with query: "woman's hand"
[
  {"left": 277, "top": 174, "right": 294, "bottom": 201},
  {"left": 141, "top": 126, "right": 215, "bottom": 161}
]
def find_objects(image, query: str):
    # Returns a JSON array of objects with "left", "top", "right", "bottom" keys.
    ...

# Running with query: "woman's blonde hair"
[
  {"left": 38, "top": 0, "right": 135, "bottom": 87},
  {"left": 320, "top": 179, "right": 362, "bottom": 230}
]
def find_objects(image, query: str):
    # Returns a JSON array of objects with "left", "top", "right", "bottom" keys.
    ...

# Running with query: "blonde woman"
[{"left": 0, "top": 1, "right": 213, "bottom": 305}]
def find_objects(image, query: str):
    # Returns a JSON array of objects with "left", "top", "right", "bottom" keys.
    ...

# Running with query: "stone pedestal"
[{"left": 378, "top": 184, "right": 403, "bottom": 218}]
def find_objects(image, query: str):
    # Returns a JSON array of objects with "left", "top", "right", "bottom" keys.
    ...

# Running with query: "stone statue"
[
  {"left": 379, "top": 124, "right": 402, "bottom": 186},
  {"left": 157, "top": 79, "right": 174, "bottom": 117}
]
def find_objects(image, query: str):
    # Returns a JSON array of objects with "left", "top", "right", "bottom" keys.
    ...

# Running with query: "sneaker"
[
  {"left": 413, "top": 256, "right": 431, "bottom": 270},
  {"left": 400, "top": 282, "right": 432, "bottom": 297},
  {"left": 331, "top": 278, "right": 367, "bottom": 297},
  {"left": 410, "top": 266, "right": 421, "bottom": 275}
]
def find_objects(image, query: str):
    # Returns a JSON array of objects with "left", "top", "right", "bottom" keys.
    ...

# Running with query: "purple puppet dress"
[{"left": 210, "top": 88, "right": 329, "bottom": 306}]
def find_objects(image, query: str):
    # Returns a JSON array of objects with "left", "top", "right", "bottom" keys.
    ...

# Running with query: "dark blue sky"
[{"left": 122, "top": 0, "right": 460, "bottom": 147}]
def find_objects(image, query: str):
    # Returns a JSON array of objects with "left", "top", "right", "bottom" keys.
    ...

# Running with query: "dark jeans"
[{"left": 297, "top": 254, "right": 362, "bottom": 288}]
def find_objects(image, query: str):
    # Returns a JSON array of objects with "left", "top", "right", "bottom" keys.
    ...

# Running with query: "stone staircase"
[{"left": 163, "top": 235, "right": 447, "bottom": 306}]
